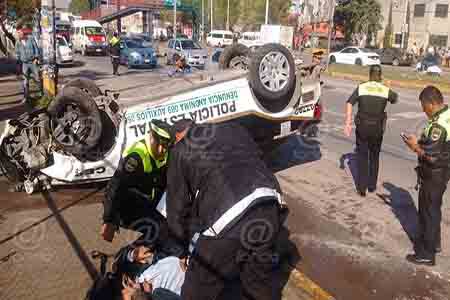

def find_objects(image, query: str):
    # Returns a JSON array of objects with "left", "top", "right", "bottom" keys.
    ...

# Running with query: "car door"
[
  {"left": 174, "top": 40, "right": 182, "bottom": 57},
  {"left": 337, "top": 47, "right": 353, "bottom": 64},
  {"left": 382, "top": 48, "right": 393, "bottom": 64}
]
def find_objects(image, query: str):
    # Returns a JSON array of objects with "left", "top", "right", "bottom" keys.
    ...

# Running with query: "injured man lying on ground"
[{"left": 117, "top": 243, "right": 187, "bottom": 300}]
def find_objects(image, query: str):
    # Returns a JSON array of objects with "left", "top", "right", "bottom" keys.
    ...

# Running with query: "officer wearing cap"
[
  {"left": 344, "top": 65, "right": 398, "bottom": 196},
  {"left": 403, "top": 86, "right": 450, "bottom": 266},
  {"left": 101, "top": 119, "right": 174, "bottom": 244}
]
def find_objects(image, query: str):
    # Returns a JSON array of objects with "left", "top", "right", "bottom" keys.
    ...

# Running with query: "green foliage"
[
  {"left": 335, "top": 0, "right": 382, "bottom": 43},
  {"left": 69, "top": 0, "right": 90, "bottom": 15},
  {"left": 5, "top": 0, "right": 40, "bottom": 26},
  {"left": 383, "top": 23, "right": 392, "bottom": 48}
]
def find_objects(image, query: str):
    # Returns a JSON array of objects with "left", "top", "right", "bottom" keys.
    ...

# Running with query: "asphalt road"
[{"left": 1, "top": 55, "right": 450, "bottom": 300}]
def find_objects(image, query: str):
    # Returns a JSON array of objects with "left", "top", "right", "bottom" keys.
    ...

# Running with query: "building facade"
[{"left": 378, "top": 0, "right": 450, "bottom": 49}]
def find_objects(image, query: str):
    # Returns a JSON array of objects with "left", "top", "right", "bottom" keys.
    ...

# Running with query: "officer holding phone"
[
  {"left": 402, "top": 86, "right": 450, "bottom": 266},
  {"left": 344, "top": 65, "right": 398, "bottom": 196}
]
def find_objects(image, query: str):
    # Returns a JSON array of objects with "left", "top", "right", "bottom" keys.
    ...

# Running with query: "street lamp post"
[
  {"left": 265, "top": 0, "right": 269, "bottom": 24},
  {"left": 202, "top": 0, "right": 204, "bottom": 41},
  {"left": 210, "top": 0, "right": 213, "bottom": 32},
  {"left": 174, "top": 0, "right": 177, "bottom": 39},
  {"left": 226, "top": 0, "right": 230, "bottom": 31}
]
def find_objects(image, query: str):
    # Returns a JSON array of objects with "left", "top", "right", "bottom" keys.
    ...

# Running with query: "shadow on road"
[
  {"left": 266, "top": 135, "right": 322, "bottom": 173},
  {"left": 339, "top": 151, "right": 359, "bottom": 189},
  {"left": 378, "top": 182, "right": 419, "bottom": 244}
]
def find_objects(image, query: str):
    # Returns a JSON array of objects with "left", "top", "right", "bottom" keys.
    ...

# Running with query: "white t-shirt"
[{"left": 137, "top": 256, "right": 185, "bottom": 296}]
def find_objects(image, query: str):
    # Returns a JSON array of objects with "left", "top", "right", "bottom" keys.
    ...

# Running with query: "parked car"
[
  {"left": 328, "top": 47, "right": 380, "bottom": 66},
  {"left": 119, "top": 38, "right": 158, "bottom": 68},
  {"left": 126, "top": 33, "right": 152, "bottom": 46},
  {"left": 238, "top": 32, "right": 263, "bottom": 48},
  {"left": 56, "top": 35, "right": 73, "bottom": 66},
  {"left": 377, "top": 48, "right": 414, "bottom": 66},
  {"left": 71, "top": 20, "right": 108, "bottom": 56},
  {"left": 206, "top": 30, "right": 234, "bottom": 47},
  {"left": 166, "top": 38, "right": 208, "bottom": 68}
]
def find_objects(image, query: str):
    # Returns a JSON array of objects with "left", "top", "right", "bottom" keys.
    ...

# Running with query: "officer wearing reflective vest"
[
  {"left": 403, "top": 86, "right": 450, "bottom": 266},
  {"left": 166, "top": 119, "right": 284, "bottom": 300},
  {"left": 344, "top": 65, "right": 398, "bottom": 196},
  {"left": 101, "top": 119, "right": 174, "bottom": 243}
]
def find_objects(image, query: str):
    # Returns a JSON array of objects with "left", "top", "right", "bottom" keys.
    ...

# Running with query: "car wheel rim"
[
  {"left": 230, "top": 56, "right": 247, "bottom": 70},
  {"left": 259, "top": 51, "right": 290, "bottom": 92},
  {"left": 52, "top": 103, "right": 91, "bottom": 147}
]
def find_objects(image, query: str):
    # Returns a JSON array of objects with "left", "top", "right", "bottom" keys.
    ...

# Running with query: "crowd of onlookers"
[{"left": 409, "top": 42, "right": 450, "bottom": 67}]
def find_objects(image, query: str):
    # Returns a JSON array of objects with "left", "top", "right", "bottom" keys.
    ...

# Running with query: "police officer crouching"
[
  {"left": 344, "top": 65, "right": 398, "bottom": 196},
  {"left": 403, "top": 86, "right": 450, "bottom": 266},
  {"left": 101, "top": 120, "right": 173, "bottom": 247}
]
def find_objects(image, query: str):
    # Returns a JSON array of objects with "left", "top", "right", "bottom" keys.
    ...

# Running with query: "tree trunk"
[{"left": 0, "top": 35, "right": 7, "bottom": 56}]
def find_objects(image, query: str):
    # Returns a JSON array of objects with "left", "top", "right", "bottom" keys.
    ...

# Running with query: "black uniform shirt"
[
  {"left": 347, "top": 81, "right": 398, "bottom": 117},
  {"left": 166, "top": 122, "right": 281, "bottom": 252}
]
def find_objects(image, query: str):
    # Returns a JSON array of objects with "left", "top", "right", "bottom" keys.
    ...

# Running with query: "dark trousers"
[
  {"left": 355, "top": 127, "right": 383, "bottom": 193},
  {"left": 111, "top": 56, "right": 120, "bottom": 74},
  {"left": 415, "top": 173, "right": 448, "bottom": 259},
  {"left": 181, "top": 202, "right": 281, "bottom": 300}
]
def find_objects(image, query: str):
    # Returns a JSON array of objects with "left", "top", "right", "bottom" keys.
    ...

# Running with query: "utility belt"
[
  {"left": 414, "top": 164, "right": 449, "bottom": 190},
  {"left": 188, "top": 187, "right": 283, "bottom": 254}
]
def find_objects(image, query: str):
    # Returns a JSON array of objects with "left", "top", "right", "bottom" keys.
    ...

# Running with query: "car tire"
[
  {"left": 219, "top": 44, "right": 249, "bottom": 70},
  {"left": 47, "top": 86, "right": 103, "bottom": 156},
  {"left": 329, "top": 55, "right": 336, "bottom": 64},
  {"left": 64, "top": 78, "right": 102, "bottom": 98},
  {"left": 355, "top": 58, "right": 362, "bottom": 65},
  {"left": 249, "top": 43, "right": 296, "bottom": 113},
  {"left": 392, "top": 58, "right": 400, "bottom": 66}
]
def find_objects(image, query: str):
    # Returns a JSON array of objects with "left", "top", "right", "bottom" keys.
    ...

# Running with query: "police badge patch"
[
  {"left": 124, "top": 157, "right": 139, "bottom": 172},
  {"left": 430, "top": 127, "right": 442, "bottom": 141}
]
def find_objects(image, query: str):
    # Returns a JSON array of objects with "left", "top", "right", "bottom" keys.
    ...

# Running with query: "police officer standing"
[
  {"left": 101, "top": 120, "right": 173, "bottom": 244},
  {"left": 109, "top": 32, "right": 121, "bottom": 76},
  {"left": 403, "top": 86, "right": 450, "bottom": 266},
  {"left": 344, "top": 65, "right": 398, "bottom": 196},
  {"left": 166, "top": 119, "right": 283, "bottom": 300}
]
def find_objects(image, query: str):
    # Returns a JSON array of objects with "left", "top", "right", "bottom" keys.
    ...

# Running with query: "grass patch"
[{"left": 326, "top": 64, "right": 450, "bottom": 92}]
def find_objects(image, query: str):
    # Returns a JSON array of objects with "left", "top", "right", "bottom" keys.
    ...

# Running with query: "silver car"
[{"left": 166, "top": 38, "right": 208, "bottom": 68}]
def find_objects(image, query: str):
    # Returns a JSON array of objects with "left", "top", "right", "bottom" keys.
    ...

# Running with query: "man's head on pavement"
[
  {"left": 419, "top": 85, "right": 445, "bottom": 118},
  {"left": 369, "top": 65, "right": 382, "bottom": 82},
  {"left": 172, "top": 119, "right": 194, "bottom": 144},
  {"left": 149, "top": 119, "right": 173, "bottom": 160}
]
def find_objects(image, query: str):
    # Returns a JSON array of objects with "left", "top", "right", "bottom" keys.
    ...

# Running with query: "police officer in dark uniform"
[
  {"left": 403, "top": 86, "right": 450, "bottom": 266},
  {"left": 101, "top": 119, "right": 173, "bottom": 244},
  {"left": 166, "top": 119, "right": 284, "bottom": 300},
  {"left": 109, "top": 32, "right": 121, "bottom": 76},
  {"left": 344, "top": 65, "right": 398, "bottom": 196}
]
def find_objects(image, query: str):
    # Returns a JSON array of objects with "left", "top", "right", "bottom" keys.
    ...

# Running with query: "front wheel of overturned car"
[
  {"left": 47, "top": 86, "right": 103, "bottom": 156},
  {"left": 64, "top": 78, "right": 102, "bottom": 98},
  {"left": 219, "top": 44, "right": 249, "bottom": 70},
  {"left": 249, "top": 43, "right": 296, "bottom": 113}
]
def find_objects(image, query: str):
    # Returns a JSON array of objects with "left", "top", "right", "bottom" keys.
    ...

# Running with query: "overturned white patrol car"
[{"left": 0, "top": 43, "right": 322, "bottom": 194}]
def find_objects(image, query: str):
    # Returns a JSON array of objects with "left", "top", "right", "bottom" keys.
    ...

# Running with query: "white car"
[
  {"left": 0, "top": 44, "right": 322, "bottom": 194},
  {"left": 328, "top": 47, "right": 380, "bottom": 66},
  {"left": 206, "top": 30, "right": 233, "bottom": 47},
  {"left": 238, "top": 32, "right": 263, "bottom": 49},
  {"left": 56, "top": 35, "right": 73, "bottom": 65}
]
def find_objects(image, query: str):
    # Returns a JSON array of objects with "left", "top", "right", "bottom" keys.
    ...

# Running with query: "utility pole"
[
  {"left": 265, "top": 0, "right": 269, "bottom": 24},
  {"left": 210, "top": 0, "right": 213, "bottom": 32},
  {"left": 174, "top": 0, "right": 177, "bottom": 39},
  {"left": 326, "top": 0, "right": 336, "bottom": 69},
  {"left": 226, "top": 0, "right": 230, "bottom": 31},
  {"left": 202, "top": 0, "right": 204, "bottom": 41}
]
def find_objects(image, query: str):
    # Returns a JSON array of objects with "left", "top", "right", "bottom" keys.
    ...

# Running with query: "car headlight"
[{"left": 131, "top": 52, "right": 140, "bottom": 58}]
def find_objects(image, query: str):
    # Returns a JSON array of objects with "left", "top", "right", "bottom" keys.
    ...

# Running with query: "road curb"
[
  {"left": 326, "top": 71, "right": 450, "bottom": 93},
  {"left": 284, "top": 263, "right": 335, "bottom": 300}
]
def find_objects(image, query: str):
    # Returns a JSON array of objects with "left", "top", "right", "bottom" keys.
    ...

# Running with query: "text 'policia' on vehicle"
[{"left": 0, "top": 43, "right": 323, "bottom": 195}]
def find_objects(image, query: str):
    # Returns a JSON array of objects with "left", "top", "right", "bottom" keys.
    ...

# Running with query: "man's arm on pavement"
[
  {"left": 166, "top": 146, "right": 192, "bottom": 253},
  {"left": 103, "top": 153, "right": 144, "bottom": 224}
]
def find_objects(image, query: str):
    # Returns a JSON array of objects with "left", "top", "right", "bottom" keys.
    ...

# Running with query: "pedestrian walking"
[
  {"left": 166, "top": 119, "right": 284, "bottom": 300},
  {"left": 109, "top": 32, "right": 121, "bottom": 76},
  {"left": 402, "top": 86, "right": 450, "bottom": 266},
  {"left": 344, "top": 65, "right": 398, "bottom": 196}
]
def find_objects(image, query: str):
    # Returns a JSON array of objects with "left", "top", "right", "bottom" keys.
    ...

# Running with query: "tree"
[
  {"left": 69, "top": 0, "right": 90, "bottom": 15},
  {"left": 335, "top": 0, "right": 382, "bottom": 47},
  {"left": 383, "top": 1, "right": 393, "bottom": 48}
]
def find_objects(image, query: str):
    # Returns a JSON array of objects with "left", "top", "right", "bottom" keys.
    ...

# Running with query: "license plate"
[
  {"left": 96, "top": 49, "right": 102, "bottom": 52},
  {"left": 144, "top": 59, "right": 150, "bottom": 63},
  {"left": 280, "top": 121, "right": 291, "bottom": 136}
]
